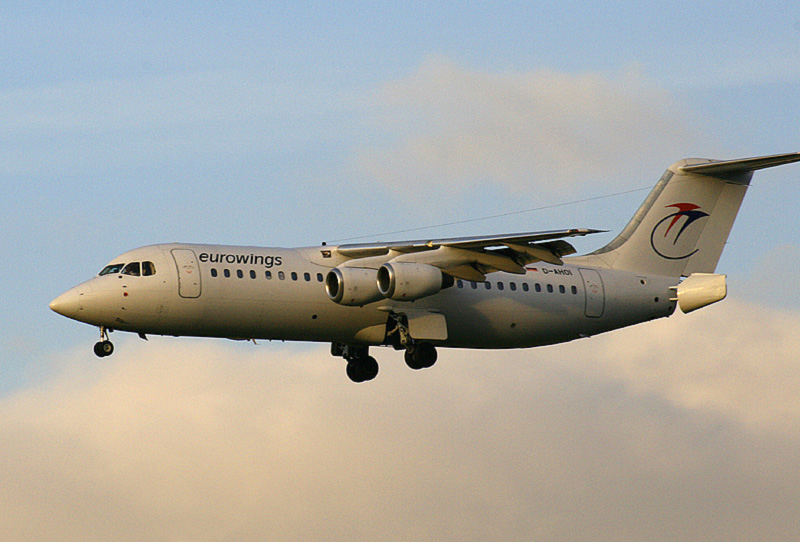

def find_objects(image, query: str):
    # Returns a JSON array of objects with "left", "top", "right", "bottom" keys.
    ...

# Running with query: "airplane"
[{"left": 51, "top": 152, "right": 800, "bottom": 382}]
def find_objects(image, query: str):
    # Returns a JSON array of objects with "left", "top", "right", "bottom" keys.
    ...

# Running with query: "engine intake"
[
  {"left": 326, "top": 267, "right": 383, "bottom": 306},
  {"left": 377, "top": 262, "right": 450, "bottom": 301}
]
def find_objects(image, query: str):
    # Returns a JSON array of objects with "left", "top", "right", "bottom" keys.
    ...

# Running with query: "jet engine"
[
  {"left": 377, "top": 262, "right": 451, "bottom": 301},
  {"left": 326, "top": 267, "right": 384, "bottom": 306}
]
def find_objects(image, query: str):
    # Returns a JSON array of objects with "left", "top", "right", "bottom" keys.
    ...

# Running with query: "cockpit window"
[
  {"left": 121, "top": 262, "right": 141, "bottom": 276},
  {"left": 142, "top": 261, "right": 156, "bottom": 276},
  {"left": 99, "top": 263, "right": 125, "bottom": 276}
]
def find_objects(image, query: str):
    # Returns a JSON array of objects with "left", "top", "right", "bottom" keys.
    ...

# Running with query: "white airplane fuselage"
[
  {"left": 53, "top": 243, "right": 677, "bottom": 349},
  {"left": 51, "top": 152, "right": 800, "bottom": 381}
]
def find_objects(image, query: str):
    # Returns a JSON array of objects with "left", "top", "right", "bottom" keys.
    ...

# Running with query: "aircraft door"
[
  {"left": 579, "top": 268, "right": 605, "bottom": 318},
  {"left": 171, "top": 249, "right": 202, "bottom": 298}
]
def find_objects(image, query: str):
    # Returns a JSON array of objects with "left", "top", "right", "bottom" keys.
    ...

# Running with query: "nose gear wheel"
[{"left": 93, "top": 326, "right": 114, "bottom": 358}]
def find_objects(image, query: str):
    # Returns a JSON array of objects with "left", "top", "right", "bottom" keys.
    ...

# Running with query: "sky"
[{"left": 2, "top": 1, "right": 800, "bottom": 540}]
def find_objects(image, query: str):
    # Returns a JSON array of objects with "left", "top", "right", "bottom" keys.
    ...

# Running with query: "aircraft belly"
[
  {"left": 429, "top": 295, "right": 585, "bottom": 349},
  {"left": 156, "top": 293, "right": 387, "bottom": 344},
  {"left": 423, "top": 271, "right": 676, "bottom": 349}
]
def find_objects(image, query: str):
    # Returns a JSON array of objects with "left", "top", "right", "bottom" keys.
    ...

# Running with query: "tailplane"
[{"left": 569, "top": 152, "right": 800, "bottom": 277}]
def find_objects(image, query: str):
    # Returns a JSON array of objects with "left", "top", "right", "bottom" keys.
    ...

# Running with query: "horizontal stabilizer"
[{"left": 680, "top": 152, "right": 800, "bottom": 177}]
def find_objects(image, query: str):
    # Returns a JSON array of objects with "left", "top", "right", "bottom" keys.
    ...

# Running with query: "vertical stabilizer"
[{"left": 569, "top": 152, "right": 800, "bottom": 277}]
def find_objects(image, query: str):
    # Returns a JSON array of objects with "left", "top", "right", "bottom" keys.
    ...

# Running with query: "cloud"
[
  {"left": 562, "top": 300, "right": 800, "bottom": 433},
  {"left": 355, "top": 57, "right": 703, "bottom": 196},
  {"left": 3, "top": 299, "right": 800, "bottom": 541}
]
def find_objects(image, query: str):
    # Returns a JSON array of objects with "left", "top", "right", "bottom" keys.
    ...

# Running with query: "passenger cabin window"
[
  {"left": 99, "top": 263, "right": 125, "bottom": 276},
  {"left": 211, "top": 268, "right": 218, "bottom": 277},
  {"left": 121, "top": 262, "right": 141, "bottom": 276}
]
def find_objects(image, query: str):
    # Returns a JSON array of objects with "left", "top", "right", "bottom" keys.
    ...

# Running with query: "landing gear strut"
[
  {"left": 387, "top": 313, "right": 438, "bottom": 371},
  {"left": 93, "top": 326, "right": 114, "bottom": 358},
  {"left": 332, "top": 343, "right": 379, "bottom": 383}
]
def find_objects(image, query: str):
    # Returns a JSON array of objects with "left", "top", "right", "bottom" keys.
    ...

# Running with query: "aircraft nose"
[{"left": 49, "top": 287, "right": 83, "bottom": 318}]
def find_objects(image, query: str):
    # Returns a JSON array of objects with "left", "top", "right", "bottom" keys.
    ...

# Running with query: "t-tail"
[{"left": 570, "top": 152, "right": 800, "bottom": 277}]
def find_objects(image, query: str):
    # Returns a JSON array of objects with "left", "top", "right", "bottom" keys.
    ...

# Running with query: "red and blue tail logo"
[{"left": 649, "top": 203, "right": 709, "bottom": 260}]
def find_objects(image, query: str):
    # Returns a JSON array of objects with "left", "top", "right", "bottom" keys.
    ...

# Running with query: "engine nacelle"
[
  {"left": 377, "top": 262, "right": 448, "bottom": 301},
  {"left": 325, "top": 267, "right": 383, "bottom": 306}
]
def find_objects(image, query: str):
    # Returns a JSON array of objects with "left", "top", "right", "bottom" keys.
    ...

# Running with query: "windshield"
[
  {"left": 98, "top": 263, "right": 125, "bottom": 276},
  {"left": 98, "top": 261, "right": 156, "bottom": 276},
  {"left": 121, "top": 262, "right": 140, "bottom": 276}
]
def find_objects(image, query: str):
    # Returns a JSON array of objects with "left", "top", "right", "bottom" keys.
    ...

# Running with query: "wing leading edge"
[{"left": 334, "top": 228, "right": 604, "bottom": 281}]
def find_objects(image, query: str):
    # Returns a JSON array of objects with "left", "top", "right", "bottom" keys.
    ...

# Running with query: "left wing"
[{"left": 334, "top": 228, "right": 604, "bottom": 281}]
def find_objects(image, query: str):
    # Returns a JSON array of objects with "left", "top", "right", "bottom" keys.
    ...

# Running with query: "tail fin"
[{"left": 571, "top": 152, "right": 800, "bottom": 277}]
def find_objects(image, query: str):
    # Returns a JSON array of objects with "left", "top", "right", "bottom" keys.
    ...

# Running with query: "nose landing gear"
[{"left": 93, "top": 327, "right": 114, "bottom": 358}]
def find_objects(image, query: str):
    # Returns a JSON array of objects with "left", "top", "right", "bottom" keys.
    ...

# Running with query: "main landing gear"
[
  {"left": 332, "top": 315, "right": 439, "bottom": 383},
  {"left": 404, "top": 342, "right": 437, "bottom": 370},
  {"left": 388, "top": 313, "right": 438, "bottom": 371},
  {"left": 331, "top": 343, "right": 379, "bottom": 383},
  {"left": 93, "top": 326, "right": 114, "bottom": 358}
]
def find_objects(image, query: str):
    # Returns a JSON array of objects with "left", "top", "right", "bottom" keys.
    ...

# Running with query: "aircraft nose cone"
[{"left": 50, "top": 287, "right": 82, "bottom": 318}]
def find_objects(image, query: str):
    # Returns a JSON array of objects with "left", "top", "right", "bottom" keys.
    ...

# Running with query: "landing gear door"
[
  {"left": 579, "top": 268, "right": 605, "bottom": 318},
  {"left": 405, "top": 310, "right": 448, "bottom": 341},
  {"left": 171, "top": 249, "right": 202, "bottom": 298}
]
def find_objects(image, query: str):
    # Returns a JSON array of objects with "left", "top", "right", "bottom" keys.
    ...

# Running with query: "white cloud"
[
  {"left": 4, "top": 297, "right": 800, "bottom": 541},
  {"left": 560, "top": 299, "right": 800, "bottom": 433},
  {"left": 355, "top": 57, "right": 704, "bottom": 196}
]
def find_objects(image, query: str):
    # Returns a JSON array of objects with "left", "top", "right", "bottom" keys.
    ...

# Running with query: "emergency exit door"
[{"left": 579, "top": 268, "right": 605, "bottom": 318}]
